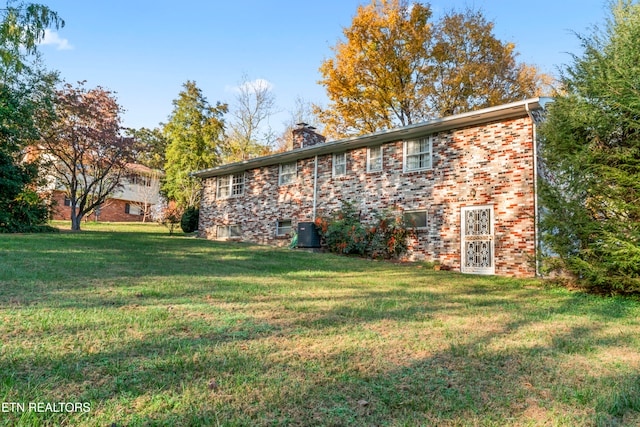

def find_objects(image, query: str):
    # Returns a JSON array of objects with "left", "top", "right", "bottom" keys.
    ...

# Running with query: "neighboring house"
[
  {"left": 48, "top": 163, "right": 163, "bottom": 223},
  {"left": 193, "top": 98, "right": 552, "bottom": 277}
]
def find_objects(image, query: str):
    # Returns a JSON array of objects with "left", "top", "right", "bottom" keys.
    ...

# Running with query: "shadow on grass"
[{"left": 1, "top": 232, "right": 639, "bottom": 425}]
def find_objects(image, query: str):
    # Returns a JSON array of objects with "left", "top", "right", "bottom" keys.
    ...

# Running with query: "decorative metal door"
[{"left": 461, "top": 205, "right": 495, "bottom": 274}]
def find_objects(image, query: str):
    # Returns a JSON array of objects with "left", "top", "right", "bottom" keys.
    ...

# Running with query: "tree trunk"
[{"left": 70, "top": 208, "right": 82, "bottom": 231}]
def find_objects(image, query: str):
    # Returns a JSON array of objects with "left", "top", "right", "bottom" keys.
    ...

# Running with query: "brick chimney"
[{"left": 292, "top": 123, "right": 326, "bottom": 150}]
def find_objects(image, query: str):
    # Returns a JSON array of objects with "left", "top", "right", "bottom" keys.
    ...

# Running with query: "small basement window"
[
  {"left": 276, "top": 219, "right": 293, "bottom": 237},
  {"left": 403, "top": 210, "right": 428, "bottom": 229},
  {"left": 218, "top": 224, "right": 241, "bottom": 239}
]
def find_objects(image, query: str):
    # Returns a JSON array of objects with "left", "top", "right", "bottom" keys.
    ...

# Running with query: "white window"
[
  {"left": 367, "top": 146, "right": 383, "bottom": 172},
  {"left": 333, "top": 152, "right": 347, "bottom": 177},
  {"left": 232, "top": 173, "right": 244, "bottom": 196},
  {"left": 217, "top": 173, "right": 245, "bottom": 199},
  {"left": 276, "top": 219, "right": 292, "bottom": 237},
  {"left": 404, "top": 137, "right": 432, "bottom": 171},
  {"left": 218, "top": 224, "right": 241, "bottom": 239},
  {"left": 216, "top": 175, "right": 230, "bottom": 199},
  {"left": 403, "top": 210, "right": 428, "bottom": 229},
  {"left": 279, "top": 162, "right": 297, "bottom": 185}
]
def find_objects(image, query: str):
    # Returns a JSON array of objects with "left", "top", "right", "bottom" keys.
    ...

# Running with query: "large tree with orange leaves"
[{"left": 316, "top": 0, "right": 551, "bottom": 138}]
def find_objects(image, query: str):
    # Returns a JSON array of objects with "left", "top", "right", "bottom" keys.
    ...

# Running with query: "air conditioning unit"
[{"left": 297, "top": 221, "right": 321, "bottom": 248}]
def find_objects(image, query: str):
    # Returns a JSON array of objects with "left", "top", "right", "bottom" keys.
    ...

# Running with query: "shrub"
[
  {"left": 180, "top": 206, "right": 199, "bottom": 233},
  {"left": 158, "top": 205, "right": 183, "bottom": 235},
  {"left": 367, "top": 209, "right": 413, "bottom": 259},
  {"left": 316, "top": 202, "right": 414, "bottom": 259}
]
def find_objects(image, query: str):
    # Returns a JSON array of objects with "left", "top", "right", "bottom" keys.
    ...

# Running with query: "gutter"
[
  {"left": 525, "top": 97, "right": 553, "bottom": 277},
  {"left": 191, "top": 97, "right": 552, "bottom": 179},
  {"left": 312, "top": 155, "right": 318, "bottom": 220}
]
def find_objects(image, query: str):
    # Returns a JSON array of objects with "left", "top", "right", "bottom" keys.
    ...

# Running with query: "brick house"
[
  {"left": 49, "top": 163, "right": 163, "bottom": 223},
  {"left": 193, "top": 98, "right": 552, "bottom": 277}
]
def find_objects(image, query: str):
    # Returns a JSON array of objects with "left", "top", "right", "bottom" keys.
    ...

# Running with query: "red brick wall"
[
  {"left": 50, "top": 191, "right": 146, "bottom": 222},
  {"left": 199, "top": 116, "right": 537, "bottom": 277}
]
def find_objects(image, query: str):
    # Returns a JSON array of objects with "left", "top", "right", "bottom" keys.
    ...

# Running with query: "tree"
[
  {"left": 274, "top": 96, "right": 322, "bottom": 152},
  {"left": 225, "top": 75, "right": 277, "bottom": 162},
  {"left": 429, "top": 8, "right": 551, "bottom": 117},
  {"left": 38, "top": 81, "right": 134, "bottom": 231},
  {"left": 127, "top": 127, "right": 167, "bottom": 170},
  {"left": 162, "top": 80, "right": 227, "bottom": 208},
  {"left": 0, "top": 1, "right": 64, "bottom": 76},
  {"left": 0, "top": 2, "right": 63, "bottom": 232},
  {"left": 539, "top": 0, "right": 640, "bottom": 293},
  {"left": 0, "top": 147, "right": 50, "bottom": 232},
  {"left": 315, "top": 0, "right": 551, "bottom": 138}
]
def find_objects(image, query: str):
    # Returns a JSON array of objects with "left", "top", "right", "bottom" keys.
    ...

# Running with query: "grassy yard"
[{"left": 1, "top": 222, "right": 639, "bottom": 426}]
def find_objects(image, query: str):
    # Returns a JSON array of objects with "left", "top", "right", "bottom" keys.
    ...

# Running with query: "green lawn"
[{"left": 1, "top": 222, "right": 639, "bottom": 426}]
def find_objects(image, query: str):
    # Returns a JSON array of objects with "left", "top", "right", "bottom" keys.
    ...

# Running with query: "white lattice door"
[{"left": 461, "top": 205, "right": 495, "bottom": 274}]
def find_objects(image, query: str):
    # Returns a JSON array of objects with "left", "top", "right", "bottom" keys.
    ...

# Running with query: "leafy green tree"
[
  {"left": 0, "top": 2, "right": 63, "bottom": 232},
  {"left": 127, "top": 126, "right": 167, "bottom": 170},
  {"left": 163, "top": 81, "right": 227, "bottom": 208},
  {"left": 0, "top": 147, "right": 50, "bottom": 232},
  {"left": 539, "top": 0, "right": 640, "bottom": 293},
  {"left": 315, "top": 0, "right": 550, "bottom": 138},
  {"left": 0, "top": 0, "right": 64, "bottom": 76}
]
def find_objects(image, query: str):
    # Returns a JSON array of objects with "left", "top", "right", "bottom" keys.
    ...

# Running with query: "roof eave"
[{"left": 192, "top": 97, "right": 552, "bottom": 179}]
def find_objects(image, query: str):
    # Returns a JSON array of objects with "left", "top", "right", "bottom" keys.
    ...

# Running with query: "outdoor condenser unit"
[{"left": 297, "top": 221, "right": 321, "bottom": 248}]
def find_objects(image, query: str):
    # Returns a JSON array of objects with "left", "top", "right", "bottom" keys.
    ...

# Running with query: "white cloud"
[{"left": 39, "top": 29, "right": 73, "bottom": 50}]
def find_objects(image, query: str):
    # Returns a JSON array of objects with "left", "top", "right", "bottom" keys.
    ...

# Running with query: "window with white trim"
[
  {"left": 279, "top": 162, "right": 297, "bottom": 185},
  {"left": 217, "top": 224, "right": 241, "bottom": 239},
  {"left": 403, "top": 210, "right": 428, "bottom": 229},
  {"left": 232, "top": 173, "right": 244, "bottom": 196},
  {"left": 276, "top": 219, "right": 292, "bottom": 237},
  {"left": 367, "top": 146, "right": 383, "bottom": 172},
  {"left": 404, "top": 137, "right": 432, "bottom": 171},
  {"left": 333, "top": 152, "right": 347, "bottom": 177},
  {"left": 217, "top": 173, "right": 245, "bottom": 199}
]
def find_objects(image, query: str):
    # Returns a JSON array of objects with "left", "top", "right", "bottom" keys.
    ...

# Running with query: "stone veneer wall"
[{"left": 199, "top": 116, "right": 536, "bottom": 277}]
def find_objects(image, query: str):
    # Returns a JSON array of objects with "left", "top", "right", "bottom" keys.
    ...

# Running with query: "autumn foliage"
[
  {"left": 38, "top": 81, "right": 134, "bottom": 231},
  {"left": 316, "top": 0, "right": 552, "bottom": 138}
]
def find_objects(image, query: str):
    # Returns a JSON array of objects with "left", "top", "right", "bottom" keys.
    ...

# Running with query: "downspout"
[
  {"left": 312, "top": 155, "right": 318, "bottom": 220},
  {"left": 525, "top": 102, "right": 541, "bottom": 277}
]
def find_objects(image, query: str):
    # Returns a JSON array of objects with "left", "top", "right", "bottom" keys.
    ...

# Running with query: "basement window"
[
  {"left": 276, "top": 219, "right": 292, "bottom": 237},
  {"left": 218, "top": 224, "right": 241, "bottom": 239},
  {"left": 403, "top": 210, "right": 428, "bottom": 229}
]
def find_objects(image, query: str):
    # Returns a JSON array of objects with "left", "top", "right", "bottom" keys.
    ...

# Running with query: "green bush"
[
  {"left": 180, "top": 206, "right": 199, "bottom": 233},
  {"left": 316, "top": 201, "right": 414, "bottom": 259}
]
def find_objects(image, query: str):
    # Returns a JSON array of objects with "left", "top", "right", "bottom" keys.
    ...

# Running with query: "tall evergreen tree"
[
  {"left": 539, "top": 0, "right": 640, "bottom": 293},
  {"left": 162, "top": 81, "right": 227, "bottom": 208}
]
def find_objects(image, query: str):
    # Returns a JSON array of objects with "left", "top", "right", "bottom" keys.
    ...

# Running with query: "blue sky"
[{"left": 37, "top": 0, "right": 611, "bottom": 133}]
